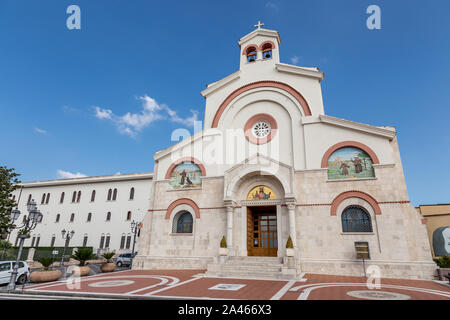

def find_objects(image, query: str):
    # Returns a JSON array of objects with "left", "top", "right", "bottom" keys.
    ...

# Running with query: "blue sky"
[{"left": 0, "top": 0, "right": 449, "bottom": 206}]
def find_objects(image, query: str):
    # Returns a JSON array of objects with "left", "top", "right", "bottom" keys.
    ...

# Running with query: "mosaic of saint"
[
  {"left": 327, "top": 147, "right": 375, "bottom": 180},
  {"left": 169, "top": 162, "right": 202, "bottom": 190},
  {"left": 247, "top": 186, "right": 277, "bottom": 200}
]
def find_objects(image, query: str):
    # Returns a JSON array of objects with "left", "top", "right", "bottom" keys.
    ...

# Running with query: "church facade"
[{"left": 133, "top": 26, "right": 436, "bottom": 279}]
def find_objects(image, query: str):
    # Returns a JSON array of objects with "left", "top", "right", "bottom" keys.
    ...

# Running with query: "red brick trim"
[
  {"left": 165, "top": 198, "right": 200, "bottom": 220},
  {"left": 211, "top": 81, "right": 312, "bottom": 128},
  {"left": 330, "top": 190, "right": 382, "bottom": 216},
  {"left": 242, "top": 44, "right": 258, "bottom": 55},
  {"left": 244, "top": 113, "right": 278, "bottom": 144},
  {"left": 259, "top": 41, "right": 276, "bottom": 51},
  {"left": 321, "top": 141, "right": 380, "bottom": 168},
  {"left": 164, "top": 157, "right": 206, "bottom": 179}
]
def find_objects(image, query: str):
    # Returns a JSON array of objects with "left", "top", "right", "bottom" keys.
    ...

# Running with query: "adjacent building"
[
  {"left": 417, "top": 204, "right": 450, "bottom": 257},
  {"left": 9, "top": 172, "right": 153, "bottom": 255}
]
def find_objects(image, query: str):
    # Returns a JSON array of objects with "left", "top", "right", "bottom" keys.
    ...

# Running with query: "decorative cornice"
[
  {"left": 201, "top": 71, "right": 241, "bottom": 98},
  {"left": 318, "top": 115, "right": 396, "bottom": 140},
  {"left": 275, "top": 63, "right": 324, "bottom": 82},
  {"left": 238, "top": 28, "right": 281, "bottom": 47}
]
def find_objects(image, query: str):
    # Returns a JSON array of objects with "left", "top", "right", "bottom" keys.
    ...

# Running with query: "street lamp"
[
  {"left": 60, "top": 229, "right": 75, "bottom": 279},
  {"left": 7, "top": 199, "right": 43, "bottom": 291},
  {"left": 130, "top": 220, "right": 140, "bottom": 256}
]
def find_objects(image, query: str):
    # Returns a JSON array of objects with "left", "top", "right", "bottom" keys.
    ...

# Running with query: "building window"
[
  {"left": 126, "top": 211, "right": 131, "bottom": 221},
  {"left": 41, "top": 193, "right": 46, "bottom": 204},
  {"left": 83, "top": 235, "right": 88, "bottom": 247},
  {"left": 27, "top": 194, "right": 32, "bottom": 204},
  {"left": 72, "top": 191, "right": 76, "bottom": 203},
  {"left": 31, "top": 237, "right": 36, "bottom": 247},
  {"left": 112, "top": 188, "right": 117, "bottom": 201},
  {"left": 77, "top": 191, "right": 81, "bottom": 203},
  {"left": 129, "top": 187, "right": 135, "bottom": 200},
  {"left": 15, "top": 237, "right": 19, "bottom": 247},
  {"left": 91, "top": 190, "right": 96, "bottom": 202},
  {"left": 342, "top": 206, "right": 373, "bottom": 233},
  {"left": 107, "top": 189, "right": 112, "bottom": 201},
  {"left": 126, "top": 235, "right": 131, "bottom": 249},
  {"left": 246, "top": 46, "right": 257, "bottom": 63},
  {"left": 50, "top": 235, "right": 56, "bottom": 247},
  {"left": 106, "top": 212, "right": 111, "bottom": 221},
  {"left": 120, "top": 235, "right": 125, "bottom": 249},
  {"left": 262, "top": 43, "right": 272, "bottom": 59},
  {"left": 173, "top": 211, "right": 193, "bottom": 234},
  {"left": 60, "top": 192, "right": 65, "bottom": 204},
  {"left": 35, "top": 236, "right": 40, "bottom": 247},
  {"left": 105, "top": 235, "right": 110, "bottom": 248},
  {"left": 45, "top": 193, "right": 50, "bottom": 204},
  {"left": 70, "top": 213, "right": 75, "bottom": 222},
  {"left": 99, "top": 235, "right": 105, "bottom": 249},
  {"left": 55, "top": 214, "right": 60, "bottom": 223},
  {"left": 87, "top": 212, "right": 92, "bottom": 222}
]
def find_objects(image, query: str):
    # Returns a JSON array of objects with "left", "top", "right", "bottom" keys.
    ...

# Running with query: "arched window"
[
  {"left": 41, "top": 193, "right": 46, "bottom": 204},
  {"left": 106, "top": 212, "right": 111, "bottom": 221},
  {"left": 105, "top": 234, "right": 111, "bottom": 248},
  {"left": 27, "top": 194, "right": 32, "bottom": 204},
  {"left": 77, "top": 191, "right": 81, "bottom": 203},
  {"left": 112, "top": 188, "right": 117, "bottom": 201},
  {"left": 60, "top": 192, "right": 65, "bottom": 204},
  {"left": 126, "top": 211, "right": 131, "bottom": 221},
  {"left": 341, "top": 206, "right": 373, "bottom": 233},
  {"left": 262, "top": 43, "right": 273, "bottom": 59},
  {"left": 327, "top": 147, "right": 375, "bottom": 180},
  {"left": 12, "top": 195, "right": 15, "bottom": 202},
  {"left": 129, "top": 187, "right": 135, "bottom": 200},
  {"left": 173, "top": 211, "right": 193, "bottom": 233},
  {"left": 83, "top": 234, "right": 88, "bottom": 247},
  {"left": 72, "top": 191, "right": 76, "bottom": 203},
  {"left": 35, "top": 235, "right": 40, "bottom": 247},
  {"left": 246, "top": 46, "right": 257, "bottom": 63},
  {"left": 91, "top": 190, "right": 96, "bottom": 202},
  {"left": 50, "top": 235, "right": 56, "bottom": 247},
  {"left": 55, "top": 214, "right": 60, "bottom": 223},
  {"left": 99, "top": 234, "right": 105, "bottom": 249},
  {"left": 87, "top": 212, "right": 92, "bottom": 222},
  {"left": 70, "top": 213, "right": 75, "bottom": 222},
  {"left": 46, "top": 193, "right": 50, "bottom": 204},
  {"left": 107, "top": 189, "right": 112, "bottom": 201}
]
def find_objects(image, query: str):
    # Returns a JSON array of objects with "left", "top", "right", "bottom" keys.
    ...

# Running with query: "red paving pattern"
[{"left": 24, "top": 270, "right": 450, "bottom": 300}]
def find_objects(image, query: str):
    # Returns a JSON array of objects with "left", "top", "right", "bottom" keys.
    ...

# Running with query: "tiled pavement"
[{"left": 23, "top": 269, "right": 450, "bottom": 300}]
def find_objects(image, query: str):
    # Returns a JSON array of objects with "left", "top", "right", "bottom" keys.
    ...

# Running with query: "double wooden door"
[{"left": 247, "top": 207, "right": 278, "bottom": 257}]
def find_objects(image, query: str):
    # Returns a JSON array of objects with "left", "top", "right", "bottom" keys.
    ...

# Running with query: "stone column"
[
  {"left": 287, "top": 202, "right": 297, "bottom": 247},
  {"left": 224, "top": 199, "right": 236, "bottom": 256}
]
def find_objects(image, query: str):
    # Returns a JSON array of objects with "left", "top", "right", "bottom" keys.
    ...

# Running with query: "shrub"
[
  {"left": 70, "top": 247, "right": 95, "bottom": 266},
  {"left": 38, "top": 257, "right": 54, "bottom": 270},
  {"left": 434, "top": 255, "right": 450, "bottom": 268},
  {"left": 102, "top": 252, "right": 115, "bottom": 263},
  {"left": 220, "top": 236, "right": 227, "bottom": 248},
  {"left": 286, "top": 236, "right": 294, "bottom": 249}
]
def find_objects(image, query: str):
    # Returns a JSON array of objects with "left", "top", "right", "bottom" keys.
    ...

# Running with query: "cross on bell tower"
[{"left": 254, "top": 20, "right": 264, "bottom": 29}]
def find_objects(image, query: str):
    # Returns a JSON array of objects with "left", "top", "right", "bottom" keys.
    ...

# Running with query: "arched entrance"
[{"left": 247, "top": 205, "right": 278, "bottom": 256}]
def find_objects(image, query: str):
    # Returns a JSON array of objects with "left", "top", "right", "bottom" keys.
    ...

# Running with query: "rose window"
[{"left": 252, "top": 121, "right": 271, "bottom": 138}]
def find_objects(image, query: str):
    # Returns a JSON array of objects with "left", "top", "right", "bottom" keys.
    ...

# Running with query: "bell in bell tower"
[{"left": 238, "top": 21, "right": 281, "bottom": 70}]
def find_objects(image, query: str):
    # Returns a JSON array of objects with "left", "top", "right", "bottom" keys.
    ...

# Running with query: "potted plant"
[
  {"left": 286, "top": 236, "right": 294, "bottom": 257},
  {"left": 100, "top": 252, "right": 116, "bottom": 273},
  {"left": 70, "top": 247, "right": 95, "bottom": 276},
  {"left": 29, "top": 257, "right": 62, "bottom": 283},
  {"left": 219, "top": 236, "right": 228, "bottom": 256}
]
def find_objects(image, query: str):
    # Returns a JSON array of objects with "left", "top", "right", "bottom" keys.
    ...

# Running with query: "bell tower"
[{"left": 238, "top": 21, "right": 281, "bottom": 70}]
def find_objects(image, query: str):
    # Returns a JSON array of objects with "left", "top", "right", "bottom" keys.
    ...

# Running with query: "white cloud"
[
  {"left": 34, "top": 127, "right": 47, "bottom": 135},
  {"left": 94, "top": 94, "right": 199, "bottom": 138},
  {"left": 57, "top": 169, "right": 87, "bottom": 179},
  {"left": 266, "top": 2, "right": 279, "bottom": 11},
  {"left": 290, "top": 55, "right": 300, "bottom": 65}
]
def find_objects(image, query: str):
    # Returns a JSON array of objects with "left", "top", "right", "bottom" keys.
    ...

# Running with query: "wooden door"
[{"left": 247, "top": 207, "right": 277, "bottom": 257}]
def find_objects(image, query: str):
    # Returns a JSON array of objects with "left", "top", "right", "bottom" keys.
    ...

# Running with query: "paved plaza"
[{"left": 20, "top": 269, "right": 450, "bottom": 300}]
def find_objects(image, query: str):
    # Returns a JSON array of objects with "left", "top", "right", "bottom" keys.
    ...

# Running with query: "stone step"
[
  {"left": 204, "top": 269, "right": 294, "bottom": 280},
  {"left": 207, "top": 264, "right": 282, "bottom": 273},
  {"left": 227, "top": 257, "right": 282, "bottom": 263}
]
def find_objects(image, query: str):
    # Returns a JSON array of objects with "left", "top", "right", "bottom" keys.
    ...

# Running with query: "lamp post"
[
  {"left": 6, "top": 199, "right": 43, "bottom": 291},
  {"left": 130, "top": 220, "right": 140, "bottom": 256},
  {"left": 60, "top": 229, "right": 74, "bottom": 279}
]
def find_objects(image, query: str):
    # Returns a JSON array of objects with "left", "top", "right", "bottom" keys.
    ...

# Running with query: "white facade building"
[{"left": 9, "top": 172, "right": 153, "bottom": 255}]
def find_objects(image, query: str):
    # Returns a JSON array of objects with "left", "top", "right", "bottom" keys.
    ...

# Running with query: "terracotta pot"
[
  {"left": 72, "top": 266, "right": 91, "bottom": 277},
  {"left": 101, "top": 262, "right": 116, "bottom": 273},
  {"left": 29, "top": 270, "right": 62, "bottom": 283}
]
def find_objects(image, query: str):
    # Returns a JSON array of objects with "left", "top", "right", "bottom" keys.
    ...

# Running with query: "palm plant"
[
  {"left": 102, "top": 252, "right": 115, "bottom": 263},
  {"left": 38, "top": 257, "right": 54, "bottom": 270},
  {"left": 70, "top": 247, "right": 95, "bottom": 266}
]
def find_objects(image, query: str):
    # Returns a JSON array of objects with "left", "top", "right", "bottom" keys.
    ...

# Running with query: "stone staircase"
[{"left": 206, "top": 256, "right": 298, "bottom": 280}]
